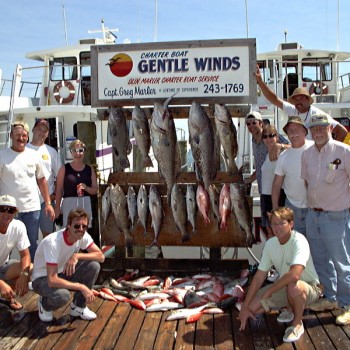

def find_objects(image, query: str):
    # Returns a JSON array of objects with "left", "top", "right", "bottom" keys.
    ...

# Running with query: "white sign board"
[{"left": 91, "top": 39, "right": 256, "bottom": 107}]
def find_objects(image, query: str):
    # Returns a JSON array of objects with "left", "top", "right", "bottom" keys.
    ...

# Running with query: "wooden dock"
[{"left": 1, "top": 289, "right": 350, "bottom": 349}]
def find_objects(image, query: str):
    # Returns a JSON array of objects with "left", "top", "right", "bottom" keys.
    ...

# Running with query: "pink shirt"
[{"left": 301, "top": 139, "right": 350, "bottom": 211}]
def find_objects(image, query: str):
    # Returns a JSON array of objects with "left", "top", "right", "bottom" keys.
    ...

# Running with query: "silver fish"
[
  {"left": 110, "top": 184, "right": 133, "bottom": 245},
  {"left": 149, "top": 185, "right": 163, "bottom": 248},
  {"left": 150, "top": 96, "right": 181, "bottom": 205},
  {"left": 101, "top": 185, "right": 111, "bottom": 227},
  {"left": 230, "top": 183, "right": 254, "bottom": 244},
  {"left": 188, "top": 101, "right": 216, "bottom": 190},
  {"left": 186, "top": 184, "right": 197, "bottom": 233},
  {"left": 137, "top": 185, "right": 148, "bottom": 234},
  {"left": 108, "top": 107, "right": 132, "bottom": 171},
  {"left": 171, "top": 184, "right": 190, "bottom": 242},
  {"left": 146, "top": 302, "right": 183, "bottom": 312},
  {"left": 209, "top": 184, "right": 220, "bottom": 224},
  {"left": 131, "top": 105, "right": 153, "bottom": 168},
  {"left": 127, "top": 186, "right": 138, "bottom": 230},
  {"left": 196, "top": 184, "right": 210, "bottom": 224},
  {"left": 219, "top": 183, "right": 231, "bottom": 231},
  {"left": 214, "top": 104, "right": 239, "bottom": 175},
  {"left": 166, "top": 304, "right": 209, "bottom": 321}
]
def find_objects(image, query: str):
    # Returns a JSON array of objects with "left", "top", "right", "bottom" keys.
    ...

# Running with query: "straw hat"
[
  {"left": 283, "top": 116, "right": 308, "bottom": 135},
  {"left": 287, "top": 87, "right": 314, "bottom": 104}
]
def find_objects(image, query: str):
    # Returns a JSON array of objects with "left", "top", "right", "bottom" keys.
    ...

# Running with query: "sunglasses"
[
  {"left": 73, "top": 224, "right": 88, "bottom": 230},
  {"left": 262, "top": 133, "right": 277, "bottom": 139},
  {"left": 0, "top": 207, "right": 17, "bottom": 214},
  {"left": 71, "top": 148, "right": 85, "bottom": 154},
  {"left": 246, "top": 121, "right": 258, "bottom": 126}
]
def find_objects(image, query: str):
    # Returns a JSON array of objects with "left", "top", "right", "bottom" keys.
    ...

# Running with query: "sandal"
[{"left": 0, "top": 297, "right": 23, "bottom": 310}]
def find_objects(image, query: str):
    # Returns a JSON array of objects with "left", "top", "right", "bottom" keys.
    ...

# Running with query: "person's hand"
[
  {"left": 269, "top": 143, "right": 282, "bottom": 161},
  {"left": 0, "top": 281, "right": 15, "bottom": 299},
  {"left": 79, "top": 284, "right": 95, "bottom": 304},
  {"left": 254, "top": 64, "right": 263, "bottom": 84},
  {"left": 63, "top": 254, "right": 78, "bottom": 276},
  {"left": 15, "top": 274, "right": 29, "bottom": 296},
  {"left": 45, "top": 204, "right": 55, "bottom": 221},
  {"left": 238, "top": 305, "right": 256, "bottom": 331}
]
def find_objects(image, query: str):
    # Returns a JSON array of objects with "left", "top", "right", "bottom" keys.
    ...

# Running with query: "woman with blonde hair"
[{"left": 54, "top": 140, "right": 98, "bottom": 227}]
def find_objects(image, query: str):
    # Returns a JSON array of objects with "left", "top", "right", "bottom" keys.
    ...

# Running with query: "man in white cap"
[
  {"left": 27, "top": 119, "right": 61, "bottom": 237},
  {"left": 301, "top": 114, "right": 350, "bottom": 326},
  {"left": 255, "top": 66, "right": 347, "bottom": 142},
  {"left": 0, "top": 121, "right": 55, "bottom": 260},
  {"left": 0, "top": 195, "right": 31, "bottom": 310}
]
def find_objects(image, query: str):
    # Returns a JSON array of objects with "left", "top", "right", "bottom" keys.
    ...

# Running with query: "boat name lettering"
[
  {"left": 138, "top": 59, "right": 189, "bottom": 73},
  {"left": 194, "top": 56, "right": 241, "bottom": 71},
  {"left": 140, "top": 51, "right": 189, "bottom": 59}
]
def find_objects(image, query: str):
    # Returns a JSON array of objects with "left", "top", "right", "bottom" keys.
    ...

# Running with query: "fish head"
[
  {"left": 214, "top": 104, "right": 231, "bottom": 124},
  {"left": 189, "top": 101, "right": 209, "bottom": 132},
  {"left": 108, "top": 107, "right": 124, "bottom": 128}
]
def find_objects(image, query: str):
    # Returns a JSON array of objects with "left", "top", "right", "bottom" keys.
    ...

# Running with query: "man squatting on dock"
[{"left": 32, "top": 208, "right": 105, "bottom": 322}]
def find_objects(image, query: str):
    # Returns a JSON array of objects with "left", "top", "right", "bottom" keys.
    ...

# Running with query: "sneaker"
[
  {"left": 70, "top": 303, "right": 96, "bottom": 321},
  {"left": 28, "top": 281, "right": 33, "bottom": 291},
  {"left": 277, "top": 309, "right": 294, "bottom": 323},
  {"left": 38, "top": 296, "right": 53, "bottom": 322},
  {"left": 283, "top": 323, "right": 304, "bottom": 343},
  {"left": 336, "top": 306, "right": 350, "bottom": 325},
  {"left": 308, "top": 298, "right": 338, "bottom": 312},
  {"left": 267, "top": 268, "right": 279, "bottom": 282}
]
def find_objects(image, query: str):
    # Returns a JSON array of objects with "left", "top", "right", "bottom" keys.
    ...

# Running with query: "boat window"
[
  {"left": 80, "top": 52, "right": 91, "bottom": 105},
  {"left": 257, "top": 60, "right": 277, "bottom": 82},
  {"left": 302, "top": 58, "right": 332, "bottom": 82},
  {"left": 50, "top": 57, "right": 78, "bottom": 81}
]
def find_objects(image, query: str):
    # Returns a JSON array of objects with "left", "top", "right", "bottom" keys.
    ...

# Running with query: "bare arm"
[
  {"left": 37, "top": 177, "right": 55, "bottom": 220},
  {"left": 15, "top": 248, "right": 31, "bottom": 296},
  {"left": 271, "top": 175, "right": 284, "bottom": 209},
  {"left": 54, "top": 165, "right": 65, "bottom": 218},
  {"left": 333, "top": 123, "right": 348, "bottom": 142},
  {"left": 255, "top": 65, "right": 284, "bottom": 109}
]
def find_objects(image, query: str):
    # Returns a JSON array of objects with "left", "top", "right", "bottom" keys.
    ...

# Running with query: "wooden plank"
[
  {"left": 153, "top": 312, "right": 177, "bottom": 350},
  {"left": 230, "top": 309, "right": 255, "bottom": 350},
  {"left": 316, "top": 311, "right": 350, "bottom": 349},
  {"left": 133, "top": 311, "right": 163, "bottom": 350},
  {"left": 302, "top": 311, "right": 335, "bottom": 350},
  {"left": 174, "top": 318, "right": 195, "bottom": 350},
  {"left": 248, "top": 313, "right": 275, "bottom": 350},
  {"left": 76, "top": 299, "right": 116, "bottom": 350},
  {"left": 113, "top": 306, "right": 146, "bottom": 349},
  {"left": 93, "top": 302, "right": 131, "bottom": 349},
  {"left": 214, "top": 312, "right": 235, "bottom": 350},
  {"left": 194, "top": 313, "right": 214, "bottom": 349}
]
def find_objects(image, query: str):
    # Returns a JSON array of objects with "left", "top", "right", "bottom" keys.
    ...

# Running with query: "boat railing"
[{"left": 0, "top": 77, "right": 41, "bottom": 99}]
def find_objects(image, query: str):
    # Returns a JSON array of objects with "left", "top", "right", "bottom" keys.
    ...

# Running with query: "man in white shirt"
[
  {"left": 0, "top": 195, "right": 31, "bottom": 310},
  {"left": 27, "top": 119, "right": 61, "bottom": 237}
]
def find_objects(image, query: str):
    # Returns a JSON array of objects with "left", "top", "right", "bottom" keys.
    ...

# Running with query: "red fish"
[
  {"left": 219, "top": 183, "right": 231, "bottom": 230},
  {"left": 196, "top": 184, "right": 210, "bottom": 224}
]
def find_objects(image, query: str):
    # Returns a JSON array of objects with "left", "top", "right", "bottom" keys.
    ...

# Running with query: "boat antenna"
[
  {"left": 88, "top": 19, "right": 118, "bottom": 44},
  {"left": 154, "top": 0, "right": 158, "bottom": 42},
  {"left": 284, "top": 30, "right": 287, "bottom": 43},
  {"left": 62, "top": 0, "right": 69, "bottom": 46},
  {"left": 244, "top": 0, "right": 249, "bottom": 38}
]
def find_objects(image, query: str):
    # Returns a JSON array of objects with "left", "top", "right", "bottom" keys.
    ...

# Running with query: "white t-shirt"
[
  {"left": 0, "top": 148, "right": 45, "bottom": 212},
  {"left": 283, "top": 102, "right": 339, "bottom": 140},
  {"left": 0, "top": 219, "right": 30, "bottom": 267},
  {"left": 274, "top": 140, "right": 313, "bottom": 208},
  {"left": 32, "top": 228, "right": 94, "bottom": 281},
  {"left": 261, "top": 155, "right": 277, "bottom": 195},
  {"left": 259, "top": 231, "right": 319, "bottom": 285},
  {"left": 26, "top": 143, "right": 62, "bottom": 197}
]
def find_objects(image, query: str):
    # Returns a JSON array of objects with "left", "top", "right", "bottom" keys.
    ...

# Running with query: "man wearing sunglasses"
[
  {"left": 0, "top": 121, "right": 55, "bottom": 261},
  {"left": 0, "top": 195, "right": 31, "bottom": 311},
  {"left": 31, "top": 208, "right": 104, "bottom": 322},
  {"left": 255, "top": 65, "right": 347, "bottom": 142}
]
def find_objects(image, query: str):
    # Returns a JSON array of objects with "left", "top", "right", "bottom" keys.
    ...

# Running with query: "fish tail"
[{"left": 143, "top": 155, "right": 153, "bottom": 168}]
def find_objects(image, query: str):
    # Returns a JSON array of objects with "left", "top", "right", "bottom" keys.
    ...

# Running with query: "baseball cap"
[
  {"left": 246, "top": 111, "right": 263, "bottom": 121},
  {"left": 0, "top": 195, "right": 17, "bottom": 208},
  {"left": 33, "top": 119, "right": 49, "bottom": 130},
  {"left": 11, "top": 121, "right": 29, "bottom": 133},
  {"left": 283, "top": 115, "right": 308, "bottom": 135},
  {"left": 308, "top": 114, "right": 330, "bottom": 128}
]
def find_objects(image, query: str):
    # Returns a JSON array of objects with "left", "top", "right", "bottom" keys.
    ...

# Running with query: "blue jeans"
[
  {"left": 32, "top": 260, "right": 100, "bottom": 311},
  {"left": 285, "top": 198, "right": 307, "bottom": 235},
  {"left": 306, "top": 209, "right": 350, "bottom": 307},
  {"left": 17, "top": 210, "right": 40, "bottom": 261}
]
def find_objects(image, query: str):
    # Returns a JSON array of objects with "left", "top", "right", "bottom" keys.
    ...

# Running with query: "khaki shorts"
[{"left": 258, "top": 282, "right": 322, "bottom": 312}]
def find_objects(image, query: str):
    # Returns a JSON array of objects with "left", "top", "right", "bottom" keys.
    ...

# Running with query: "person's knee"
[
  {"left": 287, "top": 281, "right": 305, "bottom": 299},
  {"left": 52, "top": 289, "right": 71, "bottom": 308}
]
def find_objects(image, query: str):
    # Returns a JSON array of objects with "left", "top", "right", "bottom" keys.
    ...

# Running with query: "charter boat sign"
[{"left": 91, "top": 38, "right": 257, "bottom": 107}]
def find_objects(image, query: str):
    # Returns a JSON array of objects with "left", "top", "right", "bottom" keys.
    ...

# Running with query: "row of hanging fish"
[
  {"left": 107, "top": 99, "right": 240, "bottom": 198},
  {"left": 93, "top": 268, "right": 249, "bottom": 323},
  {"left": 101, "top": 181, "right": 253, "bottom": 246}
]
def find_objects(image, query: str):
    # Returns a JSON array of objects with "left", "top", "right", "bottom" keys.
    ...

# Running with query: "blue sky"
[{"left": 1, "top": 0, "right": 350, "bottom": 80}]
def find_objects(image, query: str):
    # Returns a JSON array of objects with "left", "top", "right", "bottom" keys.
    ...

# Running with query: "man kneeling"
[
  {"left": 32, "top": 208, "right": 105, "bottom": 322},
  {"left": 238, "top": 207, "right": 322, "bottom": 343}
]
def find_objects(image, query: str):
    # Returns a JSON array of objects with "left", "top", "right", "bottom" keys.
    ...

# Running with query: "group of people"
[
  {"left": 240, "top": 68, "right": 350, "bottom": 343},
  {"left": 0, "top": 119, "right": 103, "bottom": 322}
]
